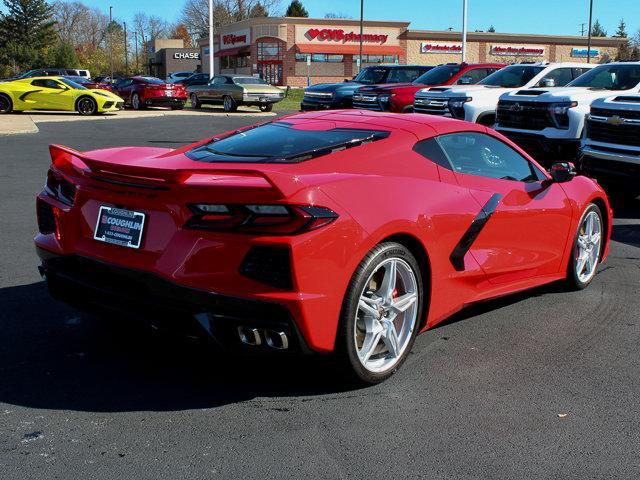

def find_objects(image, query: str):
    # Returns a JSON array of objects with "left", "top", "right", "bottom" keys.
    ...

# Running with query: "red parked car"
[
  {"left": 113, "top": 76, "right": 187, "bottom": 110},
  {"left": 35, "top": 110, "right": 611, "bottom": 384},
  {"left": 352, "top": 62, "right": 504, "bottom": 112},
  {"left": 63, "top": 76, "right": 114, "bottom": 92}
]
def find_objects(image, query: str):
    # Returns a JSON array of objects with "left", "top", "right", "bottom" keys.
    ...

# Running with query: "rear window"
[
  {"left": 185, "top": 122, "right": 390, "bottom": 163},
  {"left": 138, "top": 76, "right": 165, "bottom": 84},
  {"left": 233, "top": 77, "right": 268, "bottom": 85},
  {"left": 414, "top": 65, "right": 463, "bottom": 85}
]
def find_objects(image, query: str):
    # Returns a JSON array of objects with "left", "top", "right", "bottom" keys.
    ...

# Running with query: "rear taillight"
[
  {"left": 185, "top": 204, "right": 338, "bottom": 235},
  {"left": 36, "top": 198, "right": 62, "bottom": 240},
  {"left": 45, "top": 169, "right": 76, "bottom": 206}
]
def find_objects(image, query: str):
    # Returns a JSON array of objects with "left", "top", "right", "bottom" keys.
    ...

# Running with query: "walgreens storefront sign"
[{"left": 220, "top": 28, "right": 251, "bottom": 48}]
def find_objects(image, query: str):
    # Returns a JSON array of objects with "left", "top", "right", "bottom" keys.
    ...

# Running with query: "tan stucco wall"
[
  {"left": 294, "top": 62, "right": 345, "bottom": 77},
  {"left": 554, "top": 44, "right": 618, "bottom": 63},
  {"left": 406, "top": 40, "right": 480, "bottom": 65}
]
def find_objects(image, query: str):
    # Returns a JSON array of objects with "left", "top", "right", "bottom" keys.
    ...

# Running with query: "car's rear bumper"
[
  {"left": 144, "top": 96, "right": 187, "bottom": 107},
  {"left": 37, "top": 247, "right": 312, "bottom": 354}
]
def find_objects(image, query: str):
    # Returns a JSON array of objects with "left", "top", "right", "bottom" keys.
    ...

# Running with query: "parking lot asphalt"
[{"left": 1, "top": 115, "right": 639, "bottom": 480}]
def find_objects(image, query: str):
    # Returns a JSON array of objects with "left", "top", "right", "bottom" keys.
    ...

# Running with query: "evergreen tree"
[
  {"left": 50, "top": 41, "right": 79, "bottom": 68},
  {"left": 285, "top": 0, "right": 308, "bottom": 17},
  {"left": 487, "top": 25, "right": 496, "bottom": 33},
  {"left": 249, "top": 2, "right": 269, "bottom": 17},
  {"left": 0, "top": 0, "right": 57, "bottom": 71},
  {"left": 614, "top": 18, "right": 627, "bottom": 38},
  {"left": 591, "top": 20, "right": 607, "bottom": 37}
]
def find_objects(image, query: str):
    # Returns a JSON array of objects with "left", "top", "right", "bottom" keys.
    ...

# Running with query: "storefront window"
[
  {"left": 296, "top": 53, "right": 344, "bottom": 63},
  {"left": 354, "top": 55, "right": 398, "bottom": 64},
  {"left": 220, "top": 54, "right": 251, "bottom": 69},
  {"left": 257, "top": 41, "right": 283, "bottom": 61}
]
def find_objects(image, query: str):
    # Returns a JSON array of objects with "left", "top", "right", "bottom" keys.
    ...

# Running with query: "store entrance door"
[{"left": 258, "top": 62, "right": 283, "bottom": 85}]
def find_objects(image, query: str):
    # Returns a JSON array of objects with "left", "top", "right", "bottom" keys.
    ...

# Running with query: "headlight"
[
  {"left": 448, "top": 97, "right": 472, "bottom": 109},
  {"left": 549, "top": 101, "right": 577, "bottom": 115}
]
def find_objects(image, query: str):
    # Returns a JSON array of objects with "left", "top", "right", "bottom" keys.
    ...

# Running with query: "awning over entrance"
[
  {"left": 296, "top": 44, "right": 403, "bottom": 55},
  {"left": 214, "top": 46, "right": 250, "bottom": 57}
]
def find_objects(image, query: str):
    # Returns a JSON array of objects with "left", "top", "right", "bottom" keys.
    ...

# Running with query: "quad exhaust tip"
[{"left": 237, "top": 326, "right": 289, "bottom": 350}]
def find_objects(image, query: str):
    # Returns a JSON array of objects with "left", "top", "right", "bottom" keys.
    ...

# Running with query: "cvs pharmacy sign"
[{"left": 306, "top": 28, "right": 388, "bottom": 44}]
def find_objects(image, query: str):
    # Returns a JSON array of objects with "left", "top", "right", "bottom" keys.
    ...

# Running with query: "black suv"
[{"left": 301, "top": 64, "right": 433, "bottom": 111}]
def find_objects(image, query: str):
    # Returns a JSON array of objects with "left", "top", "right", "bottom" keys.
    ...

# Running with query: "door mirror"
[
  {"left": 549, "top": 162, "right": 577, "bottom": 183},
  {"left": 458, "top": 76, "right": 473, "bottom": 85},
  {"left": 539, "top": 78, "right": 556, "bottom": 87}
]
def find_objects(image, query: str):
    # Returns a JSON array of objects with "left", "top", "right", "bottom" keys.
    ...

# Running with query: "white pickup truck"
[
  {"left": 413, "top": 62, "right": 592, "bottom": 126},
  {"left": 495, "top": 62, "right": 640, "bottom": 164},
  {"left": 580, "top": 93, "right": 640, "bottom": 198}
]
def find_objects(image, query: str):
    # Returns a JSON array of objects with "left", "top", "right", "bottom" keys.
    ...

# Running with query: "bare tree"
[{"left": 324, "top": 12, "right": 352, "bottom": 19}]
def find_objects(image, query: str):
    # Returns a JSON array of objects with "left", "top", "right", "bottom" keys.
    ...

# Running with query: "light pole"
[
  {"left": 586, "top": 0, "right": 594, "bottom": 63},
  {"left": 461, "top": 0, "right": 468, "bottom": 63},
  {"left": 358, "top": 0, "right": 364, "bottom": 73},
  {"left": 109, "top": 6, "right": 114, "bottom": 81},
  {"left": 208, "top": 0, "right": 214, "bottom": 79}
]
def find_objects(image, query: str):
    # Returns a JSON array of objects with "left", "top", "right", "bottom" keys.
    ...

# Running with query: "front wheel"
[
  {"left": 0, "top": 94, "right": 13, "bottom": 114},
  {"left": 566, "top": 203, "right": 604, "bottom": 290},
  {"left": 76, "top": 96, "right": 97, "bottom": 116},
  {"left": 259, "top": 103, "right": 273, "bottom": 112},
  {"left": 336, "top": 242, "right": 424, "bottom": 384},
  {"left": 223, "top": 95, "right": 237, "bottom": 112}
]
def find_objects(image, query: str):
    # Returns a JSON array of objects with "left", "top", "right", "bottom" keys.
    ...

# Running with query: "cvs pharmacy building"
[{"left": 199, "top": 17, "right": 408, "bottom": 86}]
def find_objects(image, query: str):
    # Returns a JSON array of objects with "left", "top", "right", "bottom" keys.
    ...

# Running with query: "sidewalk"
[{"left": 0, "top": 106, "right": 275, "bottom": 134}]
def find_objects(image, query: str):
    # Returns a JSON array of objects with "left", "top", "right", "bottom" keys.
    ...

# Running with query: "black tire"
[
  {"left": 190, "top": 93, "right": 201, "bottom": 109},
  {"left": 131, "top": 93, "right": 144, "bottom": 110},
  {"left": 335, "top": 242, "right": 425, "bottom": 384},
  {"left": 222, "top": 95, "right": 237, "bottom": 112},
  {"left": 0, "top": 93, "right": 13, "bottom": 114},
  {"left": 76, "top": 96, "right": 97, "bottom": 116},
  {"left": 566, "top": 203, "right": 604, "bottom": 290},
  {"left": 259, "top": 103, "right": 273, "bottom": 112}
]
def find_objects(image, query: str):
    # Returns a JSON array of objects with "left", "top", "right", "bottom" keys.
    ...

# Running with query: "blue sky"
[{"left": 5, "top": 0, "right": 640, "bottom": 37}]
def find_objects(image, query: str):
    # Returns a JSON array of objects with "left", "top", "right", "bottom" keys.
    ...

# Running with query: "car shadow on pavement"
[
  {"left": 0, "top": 281, "right": 355, "bottom": 413},
  {"left": 611, "top": 223, "right": 640, "bottom": 248}
]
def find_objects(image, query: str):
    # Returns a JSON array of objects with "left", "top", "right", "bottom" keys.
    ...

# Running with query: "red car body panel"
[
  {"left": 354, "top": 63, "right": 504, "bottom": 113},
  {"left": 34, "top": 110, "right": 612, "bottom": 353},
  {"left": 114, "top": 76, "right": 187, "bottom": 108}
]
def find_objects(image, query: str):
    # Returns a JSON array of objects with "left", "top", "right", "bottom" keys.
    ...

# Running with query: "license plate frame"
[{"left": 93, "top": 206, "right": 146, "bottom": 249}]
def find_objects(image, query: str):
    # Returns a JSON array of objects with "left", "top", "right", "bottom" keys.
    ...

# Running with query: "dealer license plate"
[{"left": 94, "top": 206, "right": 146, "bottom": 249}]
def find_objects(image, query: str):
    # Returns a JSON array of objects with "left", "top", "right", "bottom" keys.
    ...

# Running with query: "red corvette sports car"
[{"left": 35, "top": 110, "right": 612, "bottom": 383}]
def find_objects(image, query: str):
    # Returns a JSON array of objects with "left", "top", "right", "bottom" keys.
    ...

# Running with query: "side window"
[
  {"left": 31, "top": 79, "right": 64, "bottom": 89},
  {"left": 435, "top": 132, "right": 545, "bottom": 182},
  {"left": 457, "top": 68, "right": 489, "bottom": 84},
  {"left": 572, "top": 67, "right": 590, "bottom": 79},
  {"left": 31, "top": 79, "right": 47, "bottom": 87},
  {"left": 538, "top": 68, "right": 573, "bottom": 87},
  {"left": 412, "top": 138, "right": 453, "bottom": 169}
]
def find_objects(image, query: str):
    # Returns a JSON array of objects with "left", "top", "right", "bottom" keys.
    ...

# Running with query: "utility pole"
[
  {"left": 358, "top": 0, "right": 363, "bottom": 73},
  {"left": 579, "top": 23, "right": 586, "bottom": 36},
  {"left": 208, "top": 0, "right": 214, "bottom": 79},
  {"left": 124, "top": 22, "right": 129, "bottom": 76},
  {"left": 109, "top": 6, "right": 114, "bottom": 81},
  {"left": 133, "top": 31, "right": 139, "bottom": 74},
  {"left": 587, "top": 0, "right": 594, "bottom": 63},
  {"left": 461, "top": 0, "right": 468, "bottom": 63}
]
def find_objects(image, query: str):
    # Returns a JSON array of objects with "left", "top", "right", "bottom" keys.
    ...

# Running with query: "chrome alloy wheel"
[
  {"left": 223, "top": 96, "right": 233, "bottom": 111},
  {"left": 354, "top": 258, "right": 419, "bottom": 373},
  {"left": 132, "top": 94, "right": 140, "bottom": 110},
  {"left": 575, "top": 210, "right": 602, "bottom": 284}
]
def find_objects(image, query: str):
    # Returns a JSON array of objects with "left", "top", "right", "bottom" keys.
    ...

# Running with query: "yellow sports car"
[{"left": 0, "top": 76, "right": 124, "bottom": 115}]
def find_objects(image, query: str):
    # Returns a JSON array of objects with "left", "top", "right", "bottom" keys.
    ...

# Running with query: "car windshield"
[
  {"left": 413, "top": 65, "right": 463, "bottom": 85},
  {"left": 479, "top": 65, "right": 545, "bottom": 87},
  {"left": 139, "top": 77, "right": 165, "bottom": 84},
  {"left": 353, "top": 68, "right": 389, "bottom": 84},
  {"left": 567, "top": 64, "right": 640, "bottom": 90},
  {"left": 59, "top": 78, "right": 88, "bottom": 90},
  {"left": 185, "top": 122, "right": 390, "bottom": 163},
  {"left": 65, "top": 76, "right": 89, "bottom": 84},
  {"left": 233, "top": 77, "right": 268, "bottom": 85}
]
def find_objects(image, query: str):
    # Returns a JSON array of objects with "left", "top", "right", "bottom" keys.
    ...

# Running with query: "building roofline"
[{"left": 405, "top": 29, "right": 627, "bottom": 46}]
